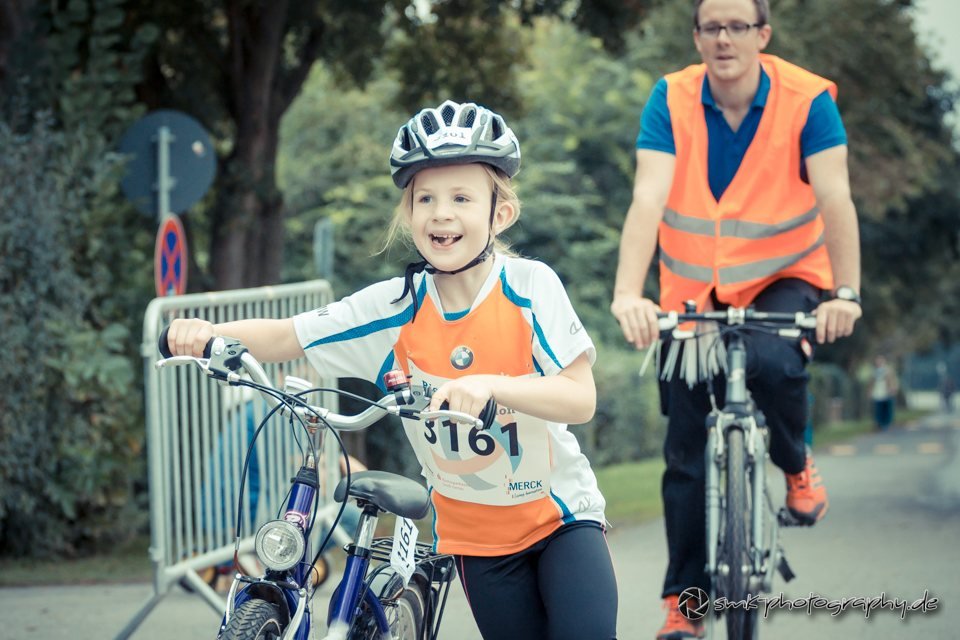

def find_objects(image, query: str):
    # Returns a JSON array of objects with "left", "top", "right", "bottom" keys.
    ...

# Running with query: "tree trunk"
[
  {"left": 210, "top": 131, "right": 284, "bottom": 290},
  {"left": 208, "top": 0, "right": 290, "bottom": 290},
  {"left": 0, "top": 0, "right": 31, "bottom": 86}
]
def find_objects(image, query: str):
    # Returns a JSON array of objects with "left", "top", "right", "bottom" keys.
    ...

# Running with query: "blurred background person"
[{"left": 871, "top": 355, "right": 898, "bottom": 431}]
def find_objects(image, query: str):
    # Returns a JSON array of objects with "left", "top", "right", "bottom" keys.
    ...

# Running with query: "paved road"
[{"left": 2, "top": 413, "right": 958, "bottom": 639}]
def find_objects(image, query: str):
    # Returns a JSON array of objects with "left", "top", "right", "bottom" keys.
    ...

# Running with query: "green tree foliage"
[
  {"left": 279, "top": 67, "right": 408, "bottom": 295},
  {"left": 0, "top": 116, "right": 148, "bottom": 555},
  {"left": 128, "top": 0, "right": 402, "bottom": 290},
  {"left": 385, "top": 3, "right": 528, "bottom": 116},
  {"left": 131, "top": 0, "right": 654, "bottom": 291},
  {"left": 0, "top": 0, "right": 155, "bottom": 556},
  {"left": 510, "top": 19, "right": 651, "bottom": 343}
]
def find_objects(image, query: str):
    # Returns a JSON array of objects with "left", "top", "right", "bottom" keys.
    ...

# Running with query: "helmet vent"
[
  {"left": 441, "top": 104, "right": 456, "bottom": 126},
  {"left": 490, "top": 116, "right": 504, "bottom": 140},
  {"left": 421, "top": 113, "right": 439, "bottom": 135},
  {"left": 460, "top": 108, "right": 476, "bottom": 128}
]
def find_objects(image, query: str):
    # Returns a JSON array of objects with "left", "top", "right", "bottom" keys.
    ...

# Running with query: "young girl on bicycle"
[{"left": 165, "top": 100, "right": 618, "bottom": 640}]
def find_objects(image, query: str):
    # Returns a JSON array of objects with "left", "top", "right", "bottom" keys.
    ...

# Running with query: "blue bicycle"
[{"left": 158, "top": 330, "right": 492, "bottom": 640}]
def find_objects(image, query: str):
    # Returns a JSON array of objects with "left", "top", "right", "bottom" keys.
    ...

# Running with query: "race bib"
[{"left": 403, "top": 362, "right": 552, "bottom": 506}]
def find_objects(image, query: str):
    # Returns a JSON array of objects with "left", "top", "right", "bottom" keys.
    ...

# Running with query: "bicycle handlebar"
[
  {"left": 656, "top": 307, "right": 818, "bottom": 335},
  {"left": 155, "top": 326, "right": 492, "bottom": 432}
]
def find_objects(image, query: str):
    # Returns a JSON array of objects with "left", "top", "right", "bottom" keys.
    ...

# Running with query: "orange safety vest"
[{"left": 658, "top": 54, "right": 837, "bottom": 312}]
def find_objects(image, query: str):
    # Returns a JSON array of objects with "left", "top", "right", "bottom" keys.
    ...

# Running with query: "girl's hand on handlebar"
[
  {"left": 429, "top": 376, "right": 496, "bottom": 419},
  {"left": 610, "top": 293, "right": 661, "bottom": 349},
  {"left": 166, "top": 318, "right": 216, "bottom": 358},
  {"left": 813, "top": 299, "right": 861, "bottom": 344}
]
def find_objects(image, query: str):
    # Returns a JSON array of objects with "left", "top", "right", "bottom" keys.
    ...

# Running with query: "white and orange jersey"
[{"left": 293, "top": 255, "right": 606, "bottom": 556}]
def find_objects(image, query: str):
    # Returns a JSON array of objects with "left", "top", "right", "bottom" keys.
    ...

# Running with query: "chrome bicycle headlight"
[{"left": 254, "top": 520, "right": 305, "bottom": 572}]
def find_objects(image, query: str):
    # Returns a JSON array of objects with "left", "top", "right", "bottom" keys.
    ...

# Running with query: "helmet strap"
[{"left": 424, "top": 186, "right": 498, "bottom": 276}]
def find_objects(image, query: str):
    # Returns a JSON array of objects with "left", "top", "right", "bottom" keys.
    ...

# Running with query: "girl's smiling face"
[{"left": 409, "top": 163, "right": 513, "bottom": 273}]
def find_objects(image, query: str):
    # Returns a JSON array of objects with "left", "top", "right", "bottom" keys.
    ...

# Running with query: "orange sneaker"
[
  {"left": 656, "top": 594, "right": 705, "bottom": 639},
  {"left": 785, "top": 453, "right": 828, "bottom": 524}
]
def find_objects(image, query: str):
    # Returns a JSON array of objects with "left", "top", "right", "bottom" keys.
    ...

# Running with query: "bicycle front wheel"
[
  {"left": 220, "top": 599, "right": 284, "bottom": 640},
  {"left": 722, "top": 427, "right": 757, "bottom": 640}
]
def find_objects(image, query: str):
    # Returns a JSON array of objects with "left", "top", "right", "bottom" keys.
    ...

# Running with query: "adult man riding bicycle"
[{"left": 610, "top": 1, "right": 862, "bottom": 638}]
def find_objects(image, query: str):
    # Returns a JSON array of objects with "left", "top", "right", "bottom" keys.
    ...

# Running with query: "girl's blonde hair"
[{"left": 381, "top": 163, "right": 522, "bottom": 257}]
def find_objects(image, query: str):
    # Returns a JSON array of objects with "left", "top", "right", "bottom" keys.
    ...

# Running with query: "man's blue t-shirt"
[{"left": 636, "top": 66, "right": 847, "bottom": 201}]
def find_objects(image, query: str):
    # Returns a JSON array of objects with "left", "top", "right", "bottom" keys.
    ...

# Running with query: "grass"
[
  {"left": 596, "top": 457, "right": 667, "bottom": 527},
  {"left": 0, "top": 409, "right": 932, "bottom": 586}
]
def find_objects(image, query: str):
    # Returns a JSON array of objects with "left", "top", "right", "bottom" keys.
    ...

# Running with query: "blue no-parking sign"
[{"left": 155, "top": 214, "right": 188, "bottom": 297}]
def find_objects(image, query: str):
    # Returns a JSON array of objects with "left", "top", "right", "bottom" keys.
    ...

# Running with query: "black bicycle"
[{"left": 657, "top": 304, "right": 819, "bottom": 640}]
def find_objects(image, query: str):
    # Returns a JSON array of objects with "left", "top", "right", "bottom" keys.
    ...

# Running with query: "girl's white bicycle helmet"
[{"left": 390, "top": 100, "right": 521, "bottom": 188}]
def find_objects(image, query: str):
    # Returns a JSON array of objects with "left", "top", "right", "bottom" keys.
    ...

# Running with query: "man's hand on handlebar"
[
  {"left": 610, "top": 292, "right": 661, "bottom": 350},
  {"left": 813, "top": 299, "right": 861, "bottom": 344},
  {"left": 165, "top": 318, "right": 216, "bottom": 358}
]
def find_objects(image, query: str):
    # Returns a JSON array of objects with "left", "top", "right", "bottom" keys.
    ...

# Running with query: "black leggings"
[{"left": 455, "top": 521, "right": 618, "bottom": 640}]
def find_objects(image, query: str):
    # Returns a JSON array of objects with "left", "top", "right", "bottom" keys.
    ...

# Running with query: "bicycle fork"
[
  {"left": 705, "top": 414, "right": 768, "bottom": 590},
  {"left": 324, "top": 505, "right": 389, "bottom": 640}
]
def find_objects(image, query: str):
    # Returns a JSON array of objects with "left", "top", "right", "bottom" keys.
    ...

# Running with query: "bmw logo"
[{"left": 450, "top": 345, "right": 474, "bottom": 370}]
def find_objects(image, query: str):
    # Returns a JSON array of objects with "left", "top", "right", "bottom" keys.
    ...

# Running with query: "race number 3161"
[{"left": 423, "top": 419, "right": 519, "bottom": 457}]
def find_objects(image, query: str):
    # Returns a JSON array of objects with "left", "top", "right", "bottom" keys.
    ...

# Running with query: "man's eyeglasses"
[{"left": 696, "top": 22, "right": 764, "bottom": 39}]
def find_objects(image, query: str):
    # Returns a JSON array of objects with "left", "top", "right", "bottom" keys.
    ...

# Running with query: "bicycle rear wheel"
[
  {"left": 384, "top": 585, "right": 427, "bottom": 639},
  {"left": 721, "top": 427, "right": 757, "bottom": 640},
  {"left": 336, "top": 582, "right": 427, "bottom": 640}
]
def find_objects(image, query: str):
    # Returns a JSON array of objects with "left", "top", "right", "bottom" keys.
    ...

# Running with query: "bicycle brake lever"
[
  {"left": 420, "top": 407, "right": 484, "bottom": 430},
  {"left": 155, "top": 356, "right": 212, "bottom": 372}
]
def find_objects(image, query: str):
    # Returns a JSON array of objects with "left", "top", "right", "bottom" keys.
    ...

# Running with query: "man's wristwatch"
[{"left": 833, "top": 285, "right": 861, "bottom": 306}]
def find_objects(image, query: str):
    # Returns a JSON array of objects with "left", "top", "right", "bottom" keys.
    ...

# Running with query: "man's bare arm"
[
  {"left": 806, "top": 145, "right": 862, "bottom": 343},
  {"left": 611, "top": 149, "right": 676, "bottom": 348}
]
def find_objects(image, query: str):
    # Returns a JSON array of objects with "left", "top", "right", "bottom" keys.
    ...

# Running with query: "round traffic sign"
[
  {"left": 119, "top": 109, "right": 216, "bottom": 217},
  {"left": 154, "top": 214, "right": 188, "bottom": 296}
]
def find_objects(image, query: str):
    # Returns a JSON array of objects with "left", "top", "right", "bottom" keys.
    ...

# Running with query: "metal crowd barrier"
[{"left": 119, "top": 280, "right": 337, "bottom": 639}]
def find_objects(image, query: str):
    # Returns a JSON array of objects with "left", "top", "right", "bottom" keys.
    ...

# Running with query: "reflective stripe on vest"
[
  {"left": 660, "top": 232, "right": 825, "bottom": 286},
  {"left": 718, "top": 232, "right": 825, "bottom": 285},
  {"left": 664, "top": 205, "right": 819, "bottom": 239}
]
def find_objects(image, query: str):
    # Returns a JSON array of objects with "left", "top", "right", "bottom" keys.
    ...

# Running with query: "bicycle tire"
[
  {"left": 384, "top": 585, "right": 427, "bottom": 639},
  {"left": 331, "top": 582, "right": 427, "bottom": 640},
  {"left": 722, "top": 427, "right": 757, "bottom": 640},
  {"left": 220, "top": 599, "right": 284, "bottom": 640}
]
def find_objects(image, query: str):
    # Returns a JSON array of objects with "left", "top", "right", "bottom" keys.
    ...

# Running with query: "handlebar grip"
[
  {"left": 158, "top": 326, "right": 174, "bottom": 358},
  {"left": 157, "top": 325, "right": 215, "bottom": 359},
  {"left": 656, "top": 311, "right": 679, "bottom": 333},
  {"left": 478, "top": 396, "right": 498, "bottom": 430}
]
